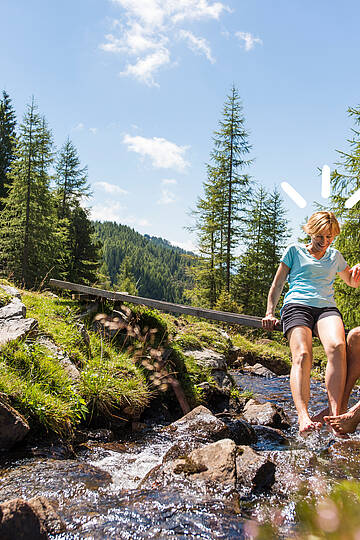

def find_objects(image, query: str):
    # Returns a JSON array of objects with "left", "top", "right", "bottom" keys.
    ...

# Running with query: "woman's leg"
[
  {"left": 288, "top": 326, "right": 321, "bottom": 435},
  {"left": 316, "top": 315, "right": 346, "bottom": 417},
  {"left": 312, "top": 327, "right": 360, "bottom": 423},
  {"left": 324, "top": 327, "right": 360, "bottom": 434}
]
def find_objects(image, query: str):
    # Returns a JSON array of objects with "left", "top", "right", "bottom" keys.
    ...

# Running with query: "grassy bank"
[{"left": 1, "top": 290, "right": 232, "bottom": 437}]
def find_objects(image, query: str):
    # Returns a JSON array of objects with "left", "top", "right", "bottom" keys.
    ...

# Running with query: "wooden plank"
[{"left": 49, "top": 279, "right": 281, "bottom": 330}]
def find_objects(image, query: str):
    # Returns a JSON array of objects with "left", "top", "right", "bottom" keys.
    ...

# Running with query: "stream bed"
[{"left": 1, "top": 372, "right": 360, "bottom": 539}]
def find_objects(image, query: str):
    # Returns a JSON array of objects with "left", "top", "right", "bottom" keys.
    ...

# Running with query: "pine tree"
[
  {"left": 115, "top": 256, "right": 138, "bottom": 295},
  {"left": 234, "top": 186, "right": 289, "bottom": 316},
  {"left": 189, "top": 86, "right": 252, "bottom": 306},
  {"left": 55, "top": 137, "right": 89, "bottom": 218},
  {"left": 211, "top": 86, "right": 252, "bottom": 291},
  {"left": 0, "top": 98, "right": 56, "bottom": 286},
  {"left": 53, "top": 138, "right": 98, "bottom": 284},
  {"left": 0, "top": 90, "right": 17, "bottom": 208},
  {"left": 330, "top": 105, "right": 360, "bottom": 327}
]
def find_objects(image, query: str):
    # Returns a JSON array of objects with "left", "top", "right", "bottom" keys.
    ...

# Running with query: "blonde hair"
[{"left": 303, "top": 211, "right": 340, "bottom": 237}]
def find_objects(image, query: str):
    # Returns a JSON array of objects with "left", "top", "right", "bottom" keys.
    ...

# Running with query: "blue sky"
[{"left": 2, "top": 0, "right": 360, "bottom": 251}]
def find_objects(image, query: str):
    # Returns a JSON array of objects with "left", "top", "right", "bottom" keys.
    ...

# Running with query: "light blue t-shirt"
[{"left": 281, "top": 243, "right": 347, "bottom": 309}]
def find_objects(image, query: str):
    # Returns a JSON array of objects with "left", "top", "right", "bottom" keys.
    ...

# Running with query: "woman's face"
[{"left": 311, "top": 228, "right": 335, "bottom": 251}]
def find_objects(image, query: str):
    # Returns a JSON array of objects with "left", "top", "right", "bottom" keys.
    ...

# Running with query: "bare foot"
[
  {"left": 324, "top": 412, "right": 359, "bottom": 435},
  {"left": 299, "top": 416, "right": 322, "bottom": 437},
  {"left": 311, "top": 408, "right": 329, "bottom": 425}
]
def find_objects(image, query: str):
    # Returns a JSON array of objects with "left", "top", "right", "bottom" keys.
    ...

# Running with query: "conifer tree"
[
  {"left": 55, "top": 137, "right": 89, "bottom": 218},
  {"left": 330, "top": 105, "right": 360, "bottom": 327},
  {"left": 0, "top": 98, "right": 56, "bottom": 286},
  {"left": 115, "top": 255, "right": 138, "bottom": 295},
  {"left": 190, "top": 86, "right": 252, "bottom": 306},
  {"left": 211, "top": 86, "right": 252, "bottom": 291},
  {"left": 53, "top": 138, "right": 98, "bottom": 284},
  {"left": 0, "top": 90, "right": 17, "bottom": 207},
  {"left": 234, "top": 186, "right": 289, "bottom": 316}
]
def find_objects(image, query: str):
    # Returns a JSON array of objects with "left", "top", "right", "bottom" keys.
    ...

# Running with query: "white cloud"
[
  {"left": 235, "top": 31, "right": 263, "bottom": 51},
  {"left": 161, "top": 178, "right": 177, "bottom": 185},
  {"left": 120, "top": 48, "right": 171, "bottom": 86},
  {"left": 123, "top": 134, "right": 190, "bottom": 171},
  {"left": 94, "top": 181, "right": 128, "bottom": 194},
  {"left": 90, "top": 201, "right": 125, "bottom": 222},
  {"left": 179, "top": 30, "right": 215, "bottom": 63},
  {"left": 101, "top": 0, "right": 229, "bottom": 84},
  {"left": 89, "top": 201, "right": 150, "bottom": 228},
  {"left": 72, "top": 123, "right": 98, "bottom": 135},
  {"left": 158, "top": 188, "right": 176, "bottom": 204}
]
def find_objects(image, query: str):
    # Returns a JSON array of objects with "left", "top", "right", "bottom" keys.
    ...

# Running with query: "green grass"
[
  {"left": 0, "top": 287, "right": 12, "bottom": 307},
  {"left": 174, "top": 320, "right": 230, "bottom": 354},
  {"left": 0, "top": 341, "right": 87, "bottom": 434},
  {"left": 232, "top": 333, "right": 327, "bottom": 376},
  {"left": 4, "top": 291, "right": 153, "bottom": 433},
  {"left": 80, "top": 334, "right": 151, "bottom": 419}
]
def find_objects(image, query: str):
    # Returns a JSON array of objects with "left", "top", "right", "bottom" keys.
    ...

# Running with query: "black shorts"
[{"left": 281, "top": 303, "right": 344, "bottom": 338}]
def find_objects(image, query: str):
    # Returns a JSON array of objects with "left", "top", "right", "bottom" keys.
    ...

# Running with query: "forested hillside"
[{"left": 93, "top": 221, "right": 195, "bottom": 303}]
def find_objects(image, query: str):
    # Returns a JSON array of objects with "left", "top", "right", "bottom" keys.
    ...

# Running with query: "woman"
[{"left": 262, "top": 211, "right": 360, "bottom": 436}]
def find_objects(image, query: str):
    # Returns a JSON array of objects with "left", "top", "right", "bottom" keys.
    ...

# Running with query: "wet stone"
[
  {"left": 167, "top": 405, "right": 230, "bottom": 443},
  {"left": 243, "top": 363, "right": 275, "bottom": 378},
  {"left": 0, "top": 496, "right": 65, "bottom": 539},
  {"left": 0, "top": 398, "right": 30, "bottom": 450},
  {"left": 253, "top": 425, "right": 289, "bottom": 449},
  {"left": 236, "top": 445, "right": 276, "bottom": 492},
  {"left": 226, "top": 419, "right": 257, "bottom": 445},
  {"left": 242, "top": 399, "right": 290, "bottom": 430}
]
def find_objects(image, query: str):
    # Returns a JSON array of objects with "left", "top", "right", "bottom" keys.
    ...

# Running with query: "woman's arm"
[
  {"left": 262, "top": 262, "right": 290, "bottom": 331},
  {"left": 338, "top": 264, "right": 360, "bottom": 288}
]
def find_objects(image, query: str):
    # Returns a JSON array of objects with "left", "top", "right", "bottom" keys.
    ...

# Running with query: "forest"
[{"left": 0, "top": 88, "right": 359, "bottom": 326}]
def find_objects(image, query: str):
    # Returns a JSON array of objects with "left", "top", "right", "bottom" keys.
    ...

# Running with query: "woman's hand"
[
  {"left": 262, "top": 314, "right": 280, "bottom": 331},
  {"left": 350, "top": 263, "right": 360, "bottom": 284}
]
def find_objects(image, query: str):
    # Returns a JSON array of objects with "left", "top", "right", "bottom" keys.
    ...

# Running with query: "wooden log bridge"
[{"left": 49, "top": 279, "right": 282, "bottom": 331}]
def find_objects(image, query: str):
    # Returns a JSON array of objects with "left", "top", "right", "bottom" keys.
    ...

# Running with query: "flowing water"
[{"left": 1, "top": 372, "right": 360, "bottom": 539}]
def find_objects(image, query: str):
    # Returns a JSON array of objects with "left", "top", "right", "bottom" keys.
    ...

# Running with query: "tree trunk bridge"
[{"left": 49, "top": 279, "right": 281, "bottom": 331}]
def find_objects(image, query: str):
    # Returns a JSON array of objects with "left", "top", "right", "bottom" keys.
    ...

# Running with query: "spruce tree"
[
  {"left": 211, "top": 85, "right": 252, "bottom": 291},
  {"left": 189, "top": 86, "right": 252, "bottom": 307},
  {"left": 55, "top": 137, "right": 89, "bottom": 218},
  {"left": 234, "top": 186, "right": 289, "bottom": 316},
  {"left": 0, "top": 90, "right": 17, "bottom": 208},
  {"left": 115, "top": 255, "right": 138, "bottom": 295},
  {"left": 53, "top": 138, "right": 98, "bottom": 284},
  {"left": 0, "top": 97, "right": 56, "bottom": 286}
]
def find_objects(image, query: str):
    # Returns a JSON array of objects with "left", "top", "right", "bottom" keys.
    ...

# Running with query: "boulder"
[
  {"left": 0, "top": 298, "right": 26, "bottom": 320},
  {"left": 38, "top": 337, "right": 80, "bottom": 381},
  {"left": 183, "top": 349, "right": 227, "bottom": 371},
  {"left": 236, "top": 445, "right": 276, "bottom": 492},
  {"left": 0, "top": 398, "right": 30, "bottom": 449},
  {"left": 242, "top": 399, "right": 290, "bottom": 430},
  {"left": 263, "top": 449, "right": 317, "bottom": 496},
  {"left": 243, "top": 363, "right": 275, "bottom": 378},
  {"left": 0, "top": 318, "right": 38, "bottom": 348},
  {"left": 226, "top": 418, "right": 257, "bottom": 445},
  {"left": 167, "top": 405, "right": 230, "bottom": 443},
  {"left": 0, "top": 496, "right": 65, "bottom": 539},
  {"left": 210, "top": 370, "right": 233, "bottom": 390},
  {"left": 142, "top": 439, "right": 237, "bottom": 491},
  {"left": 0, "top": 284, "right": 21, "bottom": 299},
  {"left": 242, "top": 353, "right": 290, "bottom": 376},
  {"left": 182, "top": 438, "right": 237, "bottom": 487},
  {"left": 253, "top": 425, "right": 289, "bottom": 448},
  {"left": 183, "top": 350, "right": 233, "bottom": 392}
]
